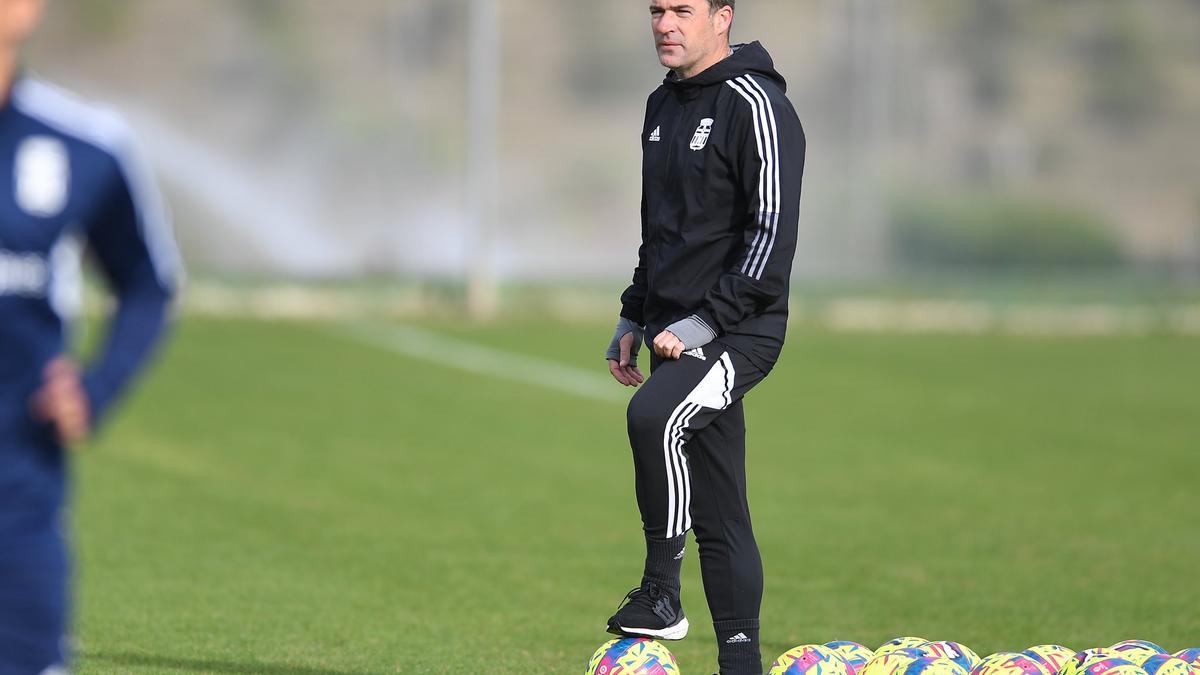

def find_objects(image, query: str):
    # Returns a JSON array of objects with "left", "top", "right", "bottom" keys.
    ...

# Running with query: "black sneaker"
[{"left": 605, "top": 582, "right": 689, "bottom": 640}]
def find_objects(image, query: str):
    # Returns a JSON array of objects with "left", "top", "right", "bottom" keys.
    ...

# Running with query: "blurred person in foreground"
[
  {"left": 0, "top": 0, "right": 181, "bottom": 672},
  {"left": 603, "top": 1, "right": 804, "bottom": 673}
]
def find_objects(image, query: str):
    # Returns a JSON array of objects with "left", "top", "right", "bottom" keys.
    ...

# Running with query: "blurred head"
[
  {"left": 650, "top": 0, "right": 734, "bottom": 79},
  {"left": 0, "top": 0, "right": 44, "bottom": 54}
]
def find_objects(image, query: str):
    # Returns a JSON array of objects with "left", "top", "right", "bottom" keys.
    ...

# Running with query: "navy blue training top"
[{"left": 0, "top": 75, "right": 181, "bottom": 448}]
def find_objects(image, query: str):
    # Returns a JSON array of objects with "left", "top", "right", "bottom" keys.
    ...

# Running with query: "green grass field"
[{"left": 73, "top": 317, "right": 1200, "bottom": 674}]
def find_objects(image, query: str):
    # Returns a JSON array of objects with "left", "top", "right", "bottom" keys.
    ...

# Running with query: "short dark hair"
[{"left": 707, "top": 0, "right": 734, "bottom": 12}]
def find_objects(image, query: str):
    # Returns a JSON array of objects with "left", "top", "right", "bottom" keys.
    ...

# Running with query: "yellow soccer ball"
[
  {"left": 862, "top": 648, "right": 926, "bottom": 675},
  {"left": 1111, "top": 642, "right": 1169, "bottom": 667},
  {"left": 1174, "top": 651, "right": 1200, "bottom": 670},
  {"left": 973, "top": 652, "right": 1052, "bottom": 675},
  {"left": 1023, "top": 645, "right": 1076, "bottom": 675},
  {"left": 878, "top": 639, "right": 933, "bottom": 658},
  {"left": 904, "top": 657, "right": 970, "bottom": 675},
  {"left": 826, "top": 641, "right": 877, "bottom": 675},
  {"left": 769, "top": 644, "right": 854, "bottom": 675},
  {"left": 586, "top": 638, "right": 680, "bottom": 675},
  {"left": 1140, "top": 656, "right": 1198, "bottom": 675},
  {"left": 919, "top": 642, "right": 982, "bottom": 672},
  {"left": 1058, "top": 651, "right": 1145, "bottom": 675}
]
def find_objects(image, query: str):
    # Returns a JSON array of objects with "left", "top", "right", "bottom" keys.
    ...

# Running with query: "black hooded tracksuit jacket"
[{"left": 620, "top": 42, "right": 805, "bottom": 372}]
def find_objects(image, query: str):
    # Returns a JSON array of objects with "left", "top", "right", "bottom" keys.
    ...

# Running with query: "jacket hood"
[{"left": 664, "top": 41, "right": 786, "bottom": 93}]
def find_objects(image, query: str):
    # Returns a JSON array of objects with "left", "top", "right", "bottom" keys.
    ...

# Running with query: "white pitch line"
[{"left": 333, "top": 321, "right": 628, "bottom": 403}]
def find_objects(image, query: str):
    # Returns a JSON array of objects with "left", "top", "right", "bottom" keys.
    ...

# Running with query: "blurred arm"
[{"left": 82, "top": 127, "right": 183, "bottom": 427}]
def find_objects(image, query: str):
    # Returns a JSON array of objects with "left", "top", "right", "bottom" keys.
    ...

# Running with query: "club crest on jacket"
[{"left": 690, "top": 118, "right": 714, "bottom": 151}]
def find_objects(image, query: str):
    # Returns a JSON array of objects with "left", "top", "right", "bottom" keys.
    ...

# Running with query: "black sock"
[
  {"left": 641, "top": 533, "right": 686, "bottom": 594},
  {"left": 714, "top": 619, "right": 762, "bottom": 675}
]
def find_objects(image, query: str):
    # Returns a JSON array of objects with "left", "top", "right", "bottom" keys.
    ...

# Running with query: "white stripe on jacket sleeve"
[{"left": 726, "top": 76, "right": 781, "bottom": 281}]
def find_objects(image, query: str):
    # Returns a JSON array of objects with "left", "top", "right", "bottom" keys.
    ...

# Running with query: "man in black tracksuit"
[{"left": 603, "top": 2, "right": 804, "bottom": 674}]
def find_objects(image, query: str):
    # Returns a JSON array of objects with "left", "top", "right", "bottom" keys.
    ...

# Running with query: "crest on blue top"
[{"left": 15, "top": 136, "right": 70, "bottom": 217}]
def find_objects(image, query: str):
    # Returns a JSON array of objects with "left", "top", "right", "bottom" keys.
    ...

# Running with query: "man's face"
[
  {"left": 0, "top": 0, "right": 44, "bottom": 53},
  {"left": 650, "top": 1, "right": 728, "bottom": 76}
]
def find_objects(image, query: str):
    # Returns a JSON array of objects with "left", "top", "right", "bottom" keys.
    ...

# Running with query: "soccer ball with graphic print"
[
  {"left": 826, "top": 641, "right": 877, "bottom": 675},
  {"left": 917, "top": 641, "right": 982, "bottom": 673},
  {"left": 769, "top": 644, "right": 854, "bottom": 675},
  {"left": 861, "top": 647, "right": 927, "bottom": 675},
  {"left": 1110, "top": 642, "right": 1169, "bottom": 666},
  {"left": 1174, "top": 651, "right": 1200, "bottom": 670},
  {"left": 877, "top": 639, "right": 932, "bottom": 658},
  {"left": 587, "top": 637, "right": 680, "bottom": 675},
  {"left": 903, "top": 657, "right": 970, "bottom": 675},
  {"left": 970, "top": 651, "right": 1051, "bottom": 675},
  {"left": 1058, "top": 651, "right": 1145, "bottom": 675},
  {"left": 1022, "top": 645, "right": 1076, "bottom": 675},
  {"left": 1140, "top": 655, "right": 1199, "bottom": 675}
]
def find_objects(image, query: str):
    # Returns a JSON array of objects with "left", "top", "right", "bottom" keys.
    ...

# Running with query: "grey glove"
[
  {"left": 605, "top": 317, "right": 644, "bottom": 366},
  {"left": 664, "top": 314, "right": 718, "bottom": 350}
]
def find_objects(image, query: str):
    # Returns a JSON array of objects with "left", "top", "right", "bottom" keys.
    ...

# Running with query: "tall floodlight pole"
[{"left": 465, "top": 0, "right": 501, "bottom": 319}]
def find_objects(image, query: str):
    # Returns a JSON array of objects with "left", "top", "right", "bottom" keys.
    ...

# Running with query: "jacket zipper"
[
  {"left": 663, "top": 98, "right": 690, "bottom": 190},
  {"left": 649, "top": 93, "right": 692, "bottom": 301}
]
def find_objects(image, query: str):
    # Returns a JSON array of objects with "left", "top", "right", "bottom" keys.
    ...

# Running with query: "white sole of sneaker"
[{"left": 613, "top": 616, "right": 689, "bottom": 641}]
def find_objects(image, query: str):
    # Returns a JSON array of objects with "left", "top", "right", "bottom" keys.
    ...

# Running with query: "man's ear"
[{"left": 714, "top": 6, "right": 733, "bottom": 40}]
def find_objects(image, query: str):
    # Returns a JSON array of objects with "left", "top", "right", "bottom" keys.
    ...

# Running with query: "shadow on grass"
[{"left": 84, "top": 651, "right": 376, "bottom": 675}]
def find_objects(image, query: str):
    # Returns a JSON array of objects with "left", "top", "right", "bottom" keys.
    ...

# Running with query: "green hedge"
[{"left": 890, "top": 192, "right": 1124, "bottom": 270}]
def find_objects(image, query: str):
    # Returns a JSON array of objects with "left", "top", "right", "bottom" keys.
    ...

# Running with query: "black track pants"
[{"left": 626, "top": 340, "right": 768, "bottom": 621}]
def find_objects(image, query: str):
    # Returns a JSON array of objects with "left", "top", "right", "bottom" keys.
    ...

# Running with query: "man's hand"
[
  {"left": 30, "top": 356, "right": 92, "bottom": 447},
  {"left": 607, "top": 330, "right": 645, "bottom": 387},
  {"left": 653, "top": 330, "right": 685, "bottom": 360}
]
